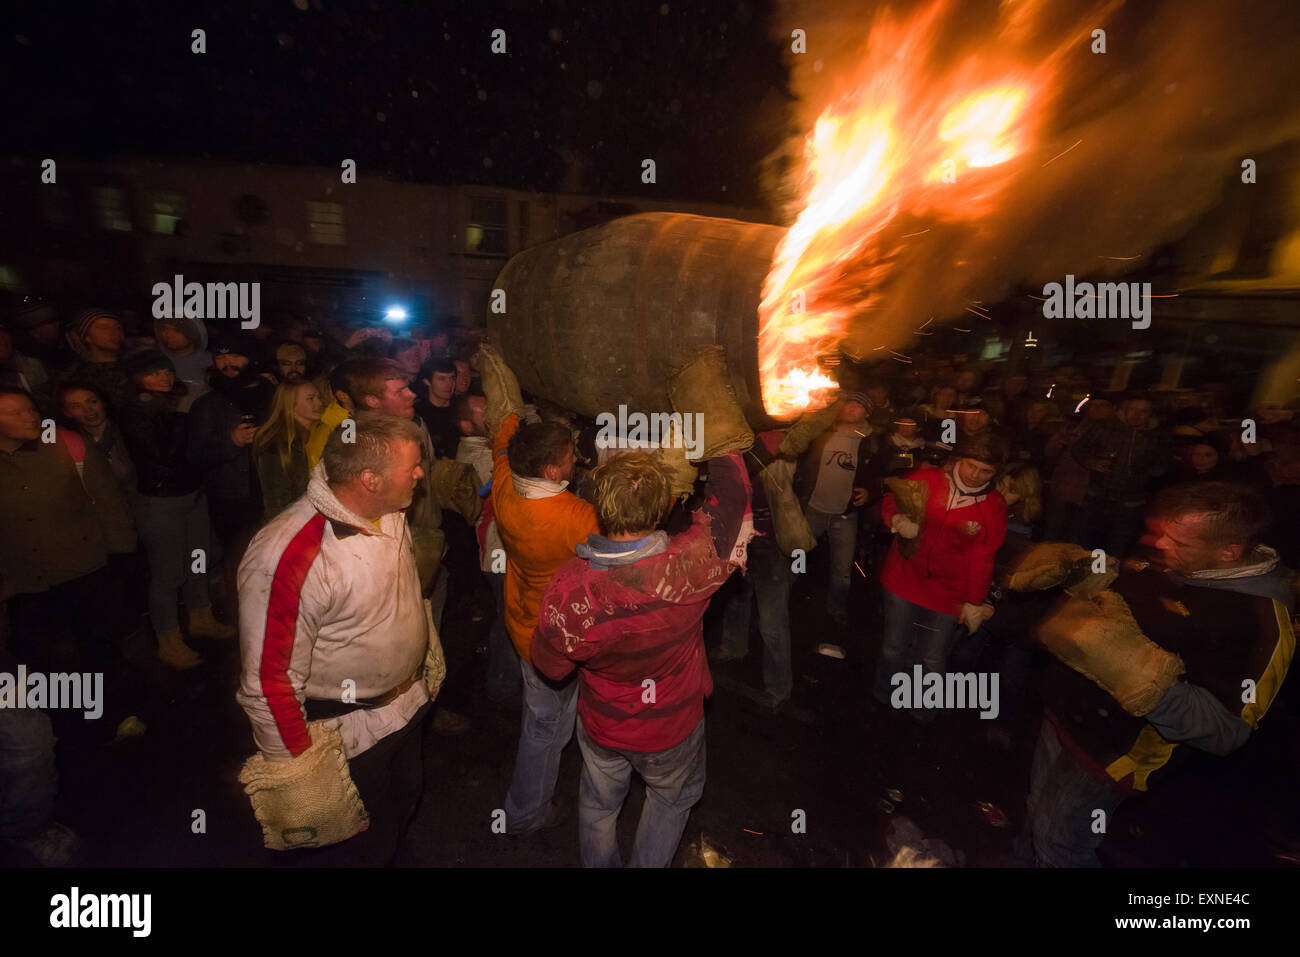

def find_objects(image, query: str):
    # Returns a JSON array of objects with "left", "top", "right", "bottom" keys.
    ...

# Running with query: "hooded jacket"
[
  {"left": 1040, "top": 547, "right": 1295, "bottom": 793},
  {"left": 880, "top": 464, "right": 1008, "bottom": 615},
  {"left": 154, "top": 316, "right": 212, "bottom": 398},
  {"left": 532, "top": 452, "right": 753, "bottom": 752},
  {"left": 236, "top": 465, "right": 430, "bottom": 761},
  {"left": 187, "top": 371, "right": 273, "bottom": 504}
]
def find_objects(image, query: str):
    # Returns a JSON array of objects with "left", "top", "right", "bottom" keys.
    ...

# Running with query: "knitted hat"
[
  {"left": 123, "top": 349, "right": 175, "bottom": 380},
  {"left": 66, "top": 308, "right": 122, "bottom": 356},
  {"left": 841, "top": 391, "right": 872, "bottom": 411},
  {"left": 954, "top": 431, "right": 1008, "bottom": 468}
]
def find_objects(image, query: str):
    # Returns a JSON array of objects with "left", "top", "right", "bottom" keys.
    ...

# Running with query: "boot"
[
  {"left": 187, "top": 605, "right": 237, "bottom": 640},
  {"left": 157, "top": 627, "right": 203, "bottom": 669}
]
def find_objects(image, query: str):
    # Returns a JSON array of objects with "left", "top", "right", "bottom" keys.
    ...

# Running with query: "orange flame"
[{"left": 759, "top": 0, "right": 1068, "bottom": 418}]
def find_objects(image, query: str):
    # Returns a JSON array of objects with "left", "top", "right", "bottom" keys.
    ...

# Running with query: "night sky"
[{"left": 4, "top": 0, "right": 792, "bottom": 205}]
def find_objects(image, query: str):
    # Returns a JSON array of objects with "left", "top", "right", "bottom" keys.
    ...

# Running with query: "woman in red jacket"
[{"left": 872, "top": 432, "right": 1009, "bottom": 717}]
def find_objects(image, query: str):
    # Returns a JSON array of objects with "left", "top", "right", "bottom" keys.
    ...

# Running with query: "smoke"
[{"left": 767, "top": 0, "right": 1300, "bottom": 357}]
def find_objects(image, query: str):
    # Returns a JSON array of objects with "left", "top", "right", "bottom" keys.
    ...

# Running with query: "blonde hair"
[
  {"left": 591, "top": 450, "right": 673, "bottom": 536},
  {"left": 999, "top": 461, "right": 1043, "bottom": 523},
  {"left": 254, "top": 381, "right": 316, "bottom": 472}
]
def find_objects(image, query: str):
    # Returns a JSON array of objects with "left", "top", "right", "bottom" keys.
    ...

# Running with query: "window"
[
  {"left": 150, "top": 191, "right": 187, "bottom": 235},
  {"left": 466, "top": 197, "right": 507, "bottom": 255},
  {"left": 95, "top": 187, "right": 132, "bottom": 232},
  {"left": 305, "top": 201, "right": 346, "bottom": 245}
]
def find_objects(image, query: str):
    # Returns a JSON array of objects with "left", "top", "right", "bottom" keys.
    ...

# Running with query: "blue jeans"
[
  {"left": 503, "top": 658, "right": 577, "bottom": 831},
  {"left": 0, "top": 707, "right": 57, "bottom": 839},
  {"left": 484, "top": 573, "right": 521, "bottom": 703},
  {"left": 804, "top": 507, "right": 857, "bottom": 623},
  {"left": 719, "top": 535, "right": 794, "bottom": 700},
  {"left": 575, "top": 715, "right": 706, "bottom": 868},
  {"left": 872, "top": 590, "right": 959, "bottom": 708},
  {"left": 1017, "top": 718, "right": 1125, "bottom": 867},
  {"left": 132, "top": 490, "right": 213, "bottom": 632}
]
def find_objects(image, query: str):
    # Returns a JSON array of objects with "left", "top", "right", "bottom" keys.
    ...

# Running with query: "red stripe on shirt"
[{"left": 259, "top": 512, "right": 328, "bottom": 757}]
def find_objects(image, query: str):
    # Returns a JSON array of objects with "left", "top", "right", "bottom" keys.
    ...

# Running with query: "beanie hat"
[
  {"left": 123, "top": 349, "right": 175, "bottom": 380},
  {"left": 66, "top": 308, "right": 122, "bottom": 356},
  {"left": 841, "top": 391, "right": 872, "bottom": 411}
]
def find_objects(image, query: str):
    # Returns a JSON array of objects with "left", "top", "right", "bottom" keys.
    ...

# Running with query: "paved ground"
[{"left": 44, "top": 545, "right": 1300, "bottom": 868}]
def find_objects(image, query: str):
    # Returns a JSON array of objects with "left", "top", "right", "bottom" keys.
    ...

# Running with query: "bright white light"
[
  {"left": 1074, "top": 394, "right": 1091, "bottom": 414},
  {"left": 384, "top": 305, "right": 408, "bottom": 324}
]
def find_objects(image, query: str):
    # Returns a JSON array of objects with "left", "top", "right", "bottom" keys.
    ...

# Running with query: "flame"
[{"left": 758, "top": 0, "right": 1075, "bottom": 419}]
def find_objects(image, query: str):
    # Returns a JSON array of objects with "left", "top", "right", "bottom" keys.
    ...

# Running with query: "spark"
[
  {"left": 899, "top": 228, "right": 932, "bottom": 239},
  {"left": 743, "top": 829, "right": 764, "bottom": 836},
  {"left": 1040, "top": 138, "right": 1082, "bottom": 168},
  {"left": 964, "top": 306, "right": 991, "bottom": 320},
  {"left": 854, "top": 562, "right": 867, "bottom": 578}
]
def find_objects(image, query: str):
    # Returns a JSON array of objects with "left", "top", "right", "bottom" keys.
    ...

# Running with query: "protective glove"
[
  {"left": 477, "top": 342, "right": 525, "bottom": 438},
  {"left": 891, "top": 514, "right": 920, "bottom": 539},
  {"left": 654, "top": 420, "right": 700, "bottom": 500},
  {"left": 423, "top": 598, "right": 446, "bottom": 701},
  {"left": 1004, "top": 541, "right": 1118, "bottom": 598},
  {"left": 959, "top": 602, "right": 993, "bottom": 633},
  {"left": 1035, "top": 589, "right": 1185, "bottom": 716},
  {"left": 429, "top": 457, "right": 483, "bottom": 525},
  {"left": 238, "top": 721, "right": 369, "bottom": 851}
]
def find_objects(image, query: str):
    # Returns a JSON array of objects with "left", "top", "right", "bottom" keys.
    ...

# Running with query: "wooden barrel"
[{"left": 487, "top": 212, "right": 787, "bottom": 427}]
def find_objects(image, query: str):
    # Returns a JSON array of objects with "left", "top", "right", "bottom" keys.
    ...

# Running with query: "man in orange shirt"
[{"left": 480, "top": 346, "right": 599, "bottom": 833}]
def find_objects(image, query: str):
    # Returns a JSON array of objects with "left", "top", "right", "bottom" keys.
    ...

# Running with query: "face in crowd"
[
  {"left": 61, "top": 388, "right": 107, "bottom": 430},
  {"left": 84, "top": 316, "right": 125, "bottom": 356},
  {"left": 277, "top": 347, "right": 308, "bottom": 383},
  {"left": 294, "top": 382, "right": 324, "bottom": 427},
  {"left": 214, "top": 352, "right": 251, "bottom": 378},
  {"left": 954, "top": 457, "right": 997, "bottom": 489},
  {"left": 157, "top": 323, "right": 191, "bottom": 352},
  {"left": 1147, "top": 512, "right": 1238, "bottom": 575},
  {"left": 372, "top": 438, "right": 425, "bottom": 513},
  {"left": 0, "top": 392, "right": 42, "bottom": 443},
  {"left": 140, "top": 367, "right": 176, "bottom": 394},
  {"left": 365, "top": 377, "right": 417, "bottom": 419},
  {"left": 428, "top": 369, "right": 456, "bottom": 404}
]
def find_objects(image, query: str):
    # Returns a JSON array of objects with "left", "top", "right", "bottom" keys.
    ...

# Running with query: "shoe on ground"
[
  {"left": 817, "top": 643, "right": 846, "bottom": 659},
  {"left": 708, "top": 648, "right": 745, "bottom": 666},
  {"left": 757, "top": 692, "right": 816, "bottom": 725},
  {"left": 187, "top": 605, "right": 237, "bottom": 640},
  {"left": 156, "top": 627, "right": 203, "bottom": 669},
  {"left": 432, "top": 708, "right": 470, "bottom": 735}
]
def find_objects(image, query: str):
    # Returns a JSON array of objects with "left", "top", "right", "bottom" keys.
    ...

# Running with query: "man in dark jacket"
[
  {"left": 188, "top": 335, "right": 274, "bottom": 547},
  {"left": 0, "top": 387, "right": 144, "bottom": 739},
  {"left": 57, "top": 309, "right": 133, "bottom": 412},
  {"left": 1019, "top": 481, "right": 1295, "bottom": 866},
  {"left": 532, "top": 448, "right": 752, "bottom": 867},
  {"left": 794, "top": 393, "right": 873, "bottom": 630}
]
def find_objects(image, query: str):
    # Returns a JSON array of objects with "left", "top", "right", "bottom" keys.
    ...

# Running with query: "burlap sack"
[
  {"left": 777, "top": 401, "right": 840, "bottom": 458},
  {"left": 655, "top": 420, "right": 701, "bottom": 500},
  {"left": 238, "top": 721, "right": 369, "bottom": 851},
  {"left": 429, "top": 457, "right": 483, "bottom": 525},
  {"left": 1004, "top": 541, "right": 1119, "bottom": 597},
  {"left": 423, "top": 598, "right": 446, "bottom": 701},
  {"left": 884, "top": 477, "right": 929, "bottom": 560},
  {"left": 668, "top": 346, "right": 753, "bottom": 459},
  {"left": 759, "top": 457, "right": 816, "bottom": 556},
  {"left": 478, "top": 343, "right": 524, "bottom": 436},
  {"left": 1036, "top": 590, "right": 1185, "bottom": 716},
  {"left": 409, "top": 525, "right": 447, "bottom": 595}
]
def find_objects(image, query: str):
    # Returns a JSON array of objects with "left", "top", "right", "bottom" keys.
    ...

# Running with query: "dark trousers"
[
  {"left": 4, "top": 565, "right": 147, "bottom": 739},
  {"left": 276, "top": 702, "right": 430, "bottom": 867}
]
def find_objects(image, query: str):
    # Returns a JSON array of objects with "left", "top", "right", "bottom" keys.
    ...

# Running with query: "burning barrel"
[{"left": 487, "top": 212, "right": 788, "bottom": 428}]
